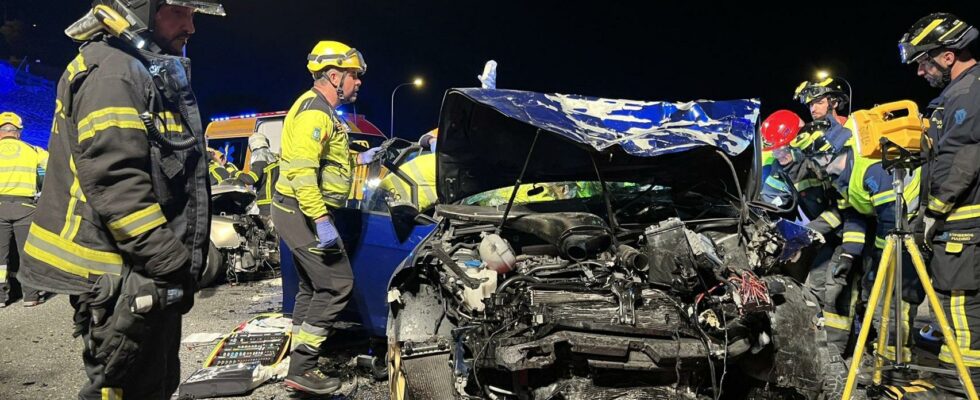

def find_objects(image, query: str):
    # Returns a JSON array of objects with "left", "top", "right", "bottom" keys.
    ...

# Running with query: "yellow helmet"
[
  {"left": 306, "top": 41, "right": 367, "bottom": 75},
  {"left": 0, "top": 112, "right": 23, "bottom": 130}
]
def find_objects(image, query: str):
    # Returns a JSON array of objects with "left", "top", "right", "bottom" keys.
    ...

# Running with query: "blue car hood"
[{"left": 436, "top": 88, "right": 761, "bottom": 203}]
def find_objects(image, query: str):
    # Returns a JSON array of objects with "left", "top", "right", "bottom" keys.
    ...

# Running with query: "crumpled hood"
[{"left": 436, "top": 88, "right": 760, "bottom": 203}]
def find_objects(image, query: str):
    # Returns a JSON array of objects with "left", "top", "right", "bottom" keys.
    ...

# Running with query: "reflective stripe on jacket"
[
  {"left": 275, "top": 89, "right": 352, "bottom": 218},
  {"left": 20, "top": 38, "right": 210, "bottom": 295}
]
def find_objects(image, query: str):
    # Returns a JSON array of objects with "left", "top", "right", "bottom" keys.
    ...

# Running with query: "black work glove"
[
  {"left": 88, "top": 271, "right": 152, "bottom": 384},
  {"left": 830, "top": 253, "right": 855, "bottom": 281},
  {"left": 160, "top": 267, "right": 196, "bottom": 315}
]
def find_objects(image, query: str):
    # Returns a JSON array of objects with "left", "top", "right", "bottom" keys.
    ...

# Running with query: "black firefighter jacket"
[{"left": 20, "top": 37, "right": 211, "bottom": 295}]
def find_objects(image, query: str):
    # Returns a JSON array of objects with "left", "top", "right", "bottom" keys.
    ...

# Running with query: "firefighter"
[
  {"left": 207, "top": 146, "right": 238, "bottom": 185},
  {"left": 900, "top": 12, "right": 980, "bottom": 395},
  {"left": 823, "top": 140, "right": 926, "bottom": 383},
  {"left": 234, "top": 133, "right": 278, "bottom": 215},
  {"left": 759, "top": 109, "right": 802, "bottom": 210},
  {"left": 786, "top": 78, "right": 862, "bottom": 356},
  {"left": 272, "top": 41, "right": 380, "bottom": 395},
  {"left": 418, "top": 127, "right": 438, "bottom": 152},
  {"left": 379, "top": 129, "right": 438, "bottom": 214},
  {"left": 793, "top": 76, "right": 852, "bottom": 149},
  {"left": 18, "top": 1, "right": 222, "bottom": 398},
  {"left": 0, "top": 112, "right": 48, "bottom": 307}
]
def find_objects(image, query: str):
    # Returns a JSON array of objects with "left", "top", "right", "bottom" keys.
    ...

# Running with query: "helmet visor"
[
  {"left": 898, "top": 40, "right": 930, "bottom": 64},
  {"left": 307, "top": 48, "right": 367, "bottom": 74},
  {"left": 166, "top": 0, "right": 226, "bottom": 16},
  {"left": 772, "top": 146, "right": 794, "bottom": 163}
]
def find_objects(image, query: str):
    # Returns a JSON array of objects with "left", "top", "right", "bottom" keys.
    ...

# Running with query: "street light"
[{"left": 390, "top": 77, "right": 424, "bottom": 137}]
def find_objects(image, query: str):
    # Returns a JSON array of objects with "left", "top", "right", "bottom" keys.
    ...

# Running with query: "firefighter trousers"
[
  {"left": 822, "top": 246, "right": 862, "bottom": 354},
  {"left": 928, "top": 234, "right": 980, "bottom": 395},
  {"left": 73, "top": 296, "right": 182, "bottom": 400},
  {"left": 0, "top": 200, "right": 40, "bottom": 303},
  {"left": 271, "top": 194, "right": 353, "bottom": 375}
]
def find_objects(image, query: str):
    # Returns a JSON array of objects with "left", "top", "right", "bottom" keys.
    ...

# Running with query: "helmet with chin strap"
[
  {"left": 307, "top": 41, "right": 367, "bottom": 104},
  {"left": 899, "top": 13, "right": 977, "bottom": 87}
]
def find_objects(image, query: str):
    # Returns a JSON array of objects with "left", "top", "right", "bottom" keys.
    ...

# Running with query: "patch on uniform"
[
  {"left": 954, "top": 108, "right": 967, "bottom": 125},
  {"left": 865, "top": 177, "right": 880, "bottom": 193},
  {"left": 312, "top": 127, "right": 321, "bottom": 141}
]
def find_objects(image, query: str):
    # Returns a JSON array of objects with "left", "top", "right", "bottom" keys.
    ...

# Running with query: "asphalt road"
[{"left": 0, "top": 279, "right": 387, "bottom": 400}]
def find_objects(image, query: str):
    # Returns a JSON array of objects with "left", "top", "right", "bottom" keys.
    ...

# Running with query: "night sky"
[{"left": 5, "top": 0, "right": 980, "bottom": 141}]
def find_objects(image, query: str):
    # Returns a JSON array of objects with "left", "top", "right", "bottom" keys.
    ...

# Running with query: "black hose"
[
  {"left": 494, "top": 275, "right": 541, "bottom": 294},
  {"left": 140, "top": 112, "right": 197, "bottom": 150}
]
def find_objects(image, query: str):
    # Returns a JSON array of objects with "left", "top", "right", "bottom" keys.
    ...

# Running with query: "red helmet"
[{"left": 761, "top": 110, "right": 804, "bottom": 151}]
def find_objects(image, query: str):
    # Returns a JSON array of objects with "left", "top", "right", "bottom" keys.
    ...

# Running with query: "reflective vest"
[
  {"left": 379, "top": 153, "right": 437, "bottom": 211},
  {"left": 846, "top": 155, "right": 920, "bottom": 217},
  {"left": 275, "top": 90, "right": 352, "bottom": 218},
  {"left": 0, "top": 138, "right": 47, "bottom": 197}
]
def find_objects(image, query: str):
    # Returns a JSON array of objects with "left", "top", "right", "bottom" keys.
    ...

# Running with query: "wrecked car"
[
  {"left": 202, "top": 182, "right": 280, "bottom": 287},
  {"left": 385, "top": 89, "right": 842, "bottom": 399}
]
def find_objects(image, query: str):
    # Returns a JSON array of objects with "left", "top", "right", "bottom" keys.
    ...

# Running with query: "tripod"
[{"left": 842, "top": 141, "right": 978, "bottom": 399}]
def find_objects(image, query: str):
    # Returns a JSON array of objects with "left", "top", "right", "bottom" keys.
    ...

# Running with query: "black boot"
[{"left": 284, "top": 368, "right": 341, "bottom": 395}]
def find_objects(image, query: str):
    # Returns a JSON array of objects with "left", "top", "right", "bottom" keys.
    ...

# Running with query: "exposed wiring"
[
  {"left": 719, "top": 308, "right": 729, "bottom": 400},
  {"left": 655, "top": 288, "right": 719, "bottom": 399}
]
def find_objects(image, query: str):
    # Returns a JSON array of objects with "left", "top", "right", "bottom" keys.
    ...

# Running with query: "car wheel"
[{"left": 198, "top": 242, "right": 226, "bottom": 288}]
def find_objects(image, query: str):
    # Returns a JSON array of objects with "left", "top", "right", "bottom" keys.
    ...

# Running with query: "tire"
[{"left": 198, "top": 242, "right": 226, "bottom": 288}]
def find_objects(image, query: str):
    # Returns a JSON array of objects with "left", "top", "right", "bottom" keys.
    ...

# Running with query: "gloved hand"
[
  {"left": 831, "top": 253, "right": 855, "bottom": 280},
  {"left": 923, "top": 215, "right": 940, "bottom": 247},
  {"left": 315, "top": 216, "right": 340, "bottom": 249},
  {"left": 357, "top": 147, "right": 381, "bottom": 165}
]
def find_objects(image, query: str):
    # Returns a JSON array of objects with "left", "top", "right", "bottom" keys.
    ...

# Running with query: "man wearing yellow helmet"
[
  {"left": 0, "top": 112, "right": 48, "bottom": 308},
  {"left": 273, "top": 40, "right": 379, "bottom": 395}
]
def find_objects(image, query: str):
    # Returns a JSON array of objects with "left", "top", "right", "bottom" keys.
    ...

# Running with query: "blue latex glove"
[{"left": 315, "top": 217, "right": 340, "bottom": 249}]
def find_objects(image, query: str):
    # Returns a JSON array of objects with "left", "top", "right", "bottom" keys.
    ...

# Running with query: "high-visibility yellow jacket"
[
  {"left": 20, "top": 38, "right": 210, "bottom": 295},
  {"left": 0, "top": 137, "right": 48, "bottom": 198},
  {"left": 275, "top": 89, "right": 352, "bottom": 218},
  {"left": 380, "top": 153, "right": 437, "bottom": 211}
]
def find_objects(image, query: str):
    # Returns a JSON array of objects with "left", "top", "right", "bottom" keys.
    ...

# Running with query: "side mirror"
[{"left": 389, "top": 202, "right": 427, "bottom": 242}]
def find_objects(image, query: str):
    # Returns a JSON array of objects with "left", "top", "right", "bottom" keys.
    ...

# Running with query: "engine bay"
[{"left": 389, "top": 188, "right": 833, "bottom": 399}]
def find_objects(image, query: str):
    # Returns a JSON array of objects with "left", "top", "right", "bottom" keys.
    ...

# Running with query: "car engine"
[{"left": 388, "top": 196, "right": 839, "bottom": 400}]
